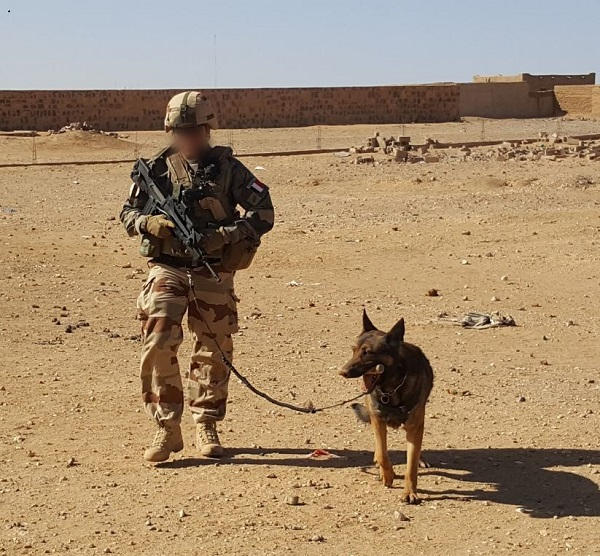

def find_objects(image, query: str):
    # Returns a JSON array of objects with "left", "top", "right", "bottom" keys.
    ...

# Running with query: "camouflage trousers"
[{"left": 136, "top": 262, "right": 238, "bottom": 426}]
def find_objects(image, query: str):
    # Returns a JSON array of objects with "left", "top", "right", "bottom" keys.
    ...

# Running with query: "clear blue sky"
[{"left": 1, "top": 0, "right": 598, "bottom": 89}]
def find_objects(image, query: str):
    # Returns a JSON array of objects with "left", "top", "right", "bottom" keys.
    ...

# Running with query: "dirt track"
[{"left": 1, "top": 120, "right": 599, "bottom": 555}]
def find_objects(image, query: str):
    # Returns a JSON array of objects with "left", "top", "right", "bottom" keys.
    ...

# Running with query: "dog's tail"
[{"left": 350, "top": 403, "right": 371, "bottom": 424}]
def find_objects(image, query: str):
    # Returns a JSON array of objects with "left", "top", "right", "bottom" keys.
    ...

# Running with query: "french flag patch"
[{"left": 248, "top": 178, "right": 266, "bottom": 193}]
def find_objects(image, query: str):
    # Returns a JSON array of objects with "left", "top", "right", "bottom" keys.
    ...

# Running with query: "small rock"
[
  {"left": 285, "top": 495, "right": 300, "bottom": 506},
  {"left": 309, "top": 535, "right": 325, "bottom": 542},
  {"left": 426, "top": 288, "right": 439, "bottom": 297},
  {"left": 394, "top": 510, "right": 410, "bottom": 521}
]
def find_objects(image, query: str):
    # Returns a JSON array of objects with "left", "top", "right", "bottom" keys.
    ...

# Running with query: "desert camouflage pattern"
[
  {"left": 121, "top": 142, "right": 273, "bottom": 427},
  {"left": 164, "top": 90, "right": 218, "bottom": 131},
  {"left": 120, "top": 146, "right": 274, "bottom": 261},
  {"left": 137, "top": 262, "right": 238, "bottom": 425}
]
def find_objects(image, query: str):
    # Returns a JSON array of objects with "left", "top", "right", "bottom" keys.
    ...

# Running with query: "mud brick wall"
[
  {"left": 520, "top": 73, "right": 595, "bottom": 92},
  {"left": 594, "top": 87, "right": 600, "bottom": 117},
  {"left": 472, "top": 73, "right": 595, "bottom": 92},
  {"left": 0, "top": 85, "right": 460, "bottom": 131},
  {"left": 459, "top": 82, "right": 556, "bottom": 118},
  {"left": 554, "top": 85, "right": 600, "bottom": 117}
]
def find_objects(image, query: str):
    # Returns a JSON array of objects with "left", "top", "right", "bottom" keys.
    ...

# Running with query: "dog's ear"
[
  {"left": 362, "top": 309, "right": 378, "bottom": 332},
  {"left": 386, "top": 317, "right": 405, "bottom": 345}
]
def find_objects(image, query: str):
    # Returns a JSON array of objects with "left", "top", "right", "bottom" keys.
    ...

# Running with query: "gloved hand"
[
  {"left": 200, "top": 228, "right": 229, "bottom": 254},
  {"left": 145, "top": 215, "right": 175, "bottom": 239}
]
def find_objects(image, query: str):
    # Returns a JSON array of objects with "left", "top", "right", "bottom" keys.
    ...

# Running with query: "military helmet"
[{"left": 164, "top": 91, "right": 218, "bottom": 132}]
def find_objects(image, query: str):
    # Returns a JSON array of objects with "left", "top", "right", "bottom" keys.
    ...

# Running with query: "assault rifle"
[{"left": 131, "top": 158, "right": 220, "bottom": 281}]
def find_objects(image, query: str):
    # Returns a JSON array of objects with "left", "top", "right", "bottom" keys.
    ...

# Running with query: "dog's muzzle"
[{"left": 339, "top": 363, "right": 384, "bottom": 379}]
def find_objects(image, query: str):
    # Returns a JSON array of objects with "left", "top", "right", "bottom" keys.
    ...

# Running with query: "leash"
[{"left": 187, "top": 272, "right": 368, "bottom": 414}]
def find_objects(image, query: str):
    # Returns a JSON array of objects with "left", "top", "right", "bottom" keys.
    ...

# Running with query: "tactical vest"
[{"left": 140, "top": 146, "right": 240, "bottom": 262}]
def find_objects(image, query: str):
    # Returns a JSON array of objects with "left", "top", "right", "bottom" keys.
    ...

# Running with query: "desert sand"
[{"left": 0, "top": 118, "right": 599, "bottom": 555}]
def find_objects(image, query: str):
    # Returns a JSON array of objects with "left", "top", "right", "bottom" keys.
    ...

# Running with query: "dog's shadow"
[{"left": 158, "top": 447, "right": 600, "bottom": 518}]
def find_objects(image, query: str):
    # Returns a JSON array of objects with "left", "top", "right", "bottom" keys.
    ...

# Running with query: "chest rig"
[{"left": 165, "top": 151, "right": 238, "bottom": 231}]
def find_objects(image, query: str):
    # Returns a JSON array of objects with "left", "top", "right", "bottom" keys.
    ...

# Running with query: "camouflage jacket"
[{"left": 120, "top": 145, "right": 274, "bottom": 262}]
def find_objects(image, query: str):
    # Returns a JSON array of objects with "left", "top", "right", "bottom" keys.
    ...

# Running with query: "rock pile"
[
  {"left": 349, "top": 131, "right": 600, "bottom": 165},
  {"left": 481, "top": 134, "right": 600, "bottom": 162},
  {"left": 48, "top": 121, "right": 119, "bottom": 137},
  {"left": 350, "top": 132, "right": 443, "bottom": 164}
]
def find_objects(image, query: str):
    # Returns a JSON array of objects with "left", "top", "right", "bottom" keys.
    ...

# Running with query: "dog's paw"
[
  {"left": 380, "top": 467, "right": 395, "bottom": 488},
  {"left": 401, "top": 490, "right": 421, "bottom": 504}
]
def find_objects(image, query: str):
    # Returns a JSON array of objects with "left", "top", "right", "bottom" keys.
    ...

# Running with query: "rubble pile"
[
  {"left": 479, "top": 133, "right": 600, "bottom": 162},
  {"left": 48, "top": 121, "right": 119, "bottom": 137},
  {"left": 349, "top": 130, "right": 600, "bottom": 165}
]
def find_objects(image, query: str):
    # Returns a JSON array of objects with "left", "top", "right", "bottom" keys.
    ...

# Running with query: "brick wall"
[
  {"left": 593, "top": 87, "right": 600, "bottom": 117},
  {"left": 472, "top": 73, "right": 595, "bottom": 92},
  {"left": 459, "top": 82, "right": 555, "bottom": 118},
  {"left": 1, "top": 78, "right": 596, "bottom": 132},
  {"left": 554, "top": 85, "right": 596, "bottom": 116},
  {"left": 0, "top": 85, "right": 460, "bottom": 131}
]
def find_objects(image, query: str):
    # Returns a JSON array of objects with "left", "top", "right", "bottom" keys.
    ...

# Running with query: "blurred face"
[{"left": 172, "top": 125, "right": 211, "bottom": 160}]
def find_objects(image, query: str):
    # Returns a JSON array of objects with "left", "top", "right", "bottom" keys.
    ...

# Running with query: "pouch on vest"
[
  {"left": 139, "top": 233, "right": 162, "bottom": 258},
  {"left": 221, "top": 236, "right": 260, "bottom": 271}
]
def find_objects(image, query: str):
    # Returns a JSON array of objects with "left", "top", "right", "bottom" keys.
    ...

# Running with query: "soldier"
[{"left": 120, "top": 91, "right": 274, "bottom": 462}]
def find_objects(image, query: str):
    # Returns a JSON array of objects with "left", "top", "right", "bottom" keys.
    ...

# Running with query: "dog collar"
[{"left": 362, "top": 364, "right": 385, "bottom": 393}]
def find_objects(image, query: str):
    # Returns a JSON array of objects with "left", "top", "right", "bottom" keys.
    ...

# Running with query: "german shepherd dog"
[{"left": 340, "top": 310, "right": 434, "bottom": 503}]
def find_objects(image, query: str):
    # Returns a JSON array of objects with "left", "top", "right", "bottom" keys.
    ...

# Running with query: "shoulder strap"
[
  {"left": 165, "top": 152, "right": 192, "bottom": 199},
  {"left": 149, "top": 145, "right": 172, "bottom": 163}
]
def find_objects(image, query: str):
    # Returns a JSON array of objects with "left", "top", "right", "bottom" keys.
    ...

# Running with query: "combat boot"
[
  {"left": 196, "top": 421, "right": 224, "bottom": 457},
  {"left": 143, "top": 423, "right": 183, "bottom": 462}
]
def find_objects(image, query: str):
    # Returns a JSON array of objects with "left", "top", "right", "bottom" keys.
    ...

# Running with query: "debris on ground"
[
  {"left": 346, "top": 130, "right": 600, "bottom": 166},
  {"left": 307, "top": 449, "right": 341, "bottom": 460},
  {"left": 438, "top": 311, "right": 516, "bottom": 329},
  {"left": 47, "top": 121, "right": 119, "bottom": 137}
]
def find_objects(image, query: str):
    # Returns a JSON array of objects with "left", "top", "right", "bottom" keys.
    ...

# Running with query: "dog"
[{"left": 340, "top": 310, "right": 434, "bottom": 503}]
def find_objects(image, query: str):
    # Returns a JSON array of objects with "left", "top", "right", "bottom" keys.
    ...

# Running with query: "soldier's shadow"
[{"left": 158, "top": 447, "right": 600, "bottom": 518}]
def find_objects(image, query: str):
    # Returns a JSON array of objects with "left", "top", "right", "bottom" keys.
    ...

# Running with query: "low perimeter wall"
[
  {"left": 1, "top": 78, "right": 597, "bottom": 132},
  {"left": 0, "top": 85, "right": 460, "bottom": 131}
]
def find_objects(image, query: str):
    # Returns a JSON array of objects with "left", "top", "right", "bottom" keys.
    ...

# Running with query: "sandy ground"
[
  {"left": 0, "top": 120, "right": 599, "bottom": 555},
  {"left": 2, "top": 117, "right": 600, "bottom": 163}
]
